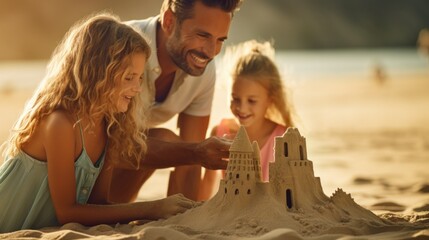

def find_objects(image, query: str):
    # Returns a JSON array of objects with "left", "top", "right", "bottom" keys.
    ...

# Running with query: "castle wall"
[
  {"left": 223, "top": 149, "right": 263, "bottom": 201},
  {"left": 269, "top": 128, "right": 330, "bottom": 210},
  {"left": 287, "top": 162, "right": 329, "bottom": 208}
]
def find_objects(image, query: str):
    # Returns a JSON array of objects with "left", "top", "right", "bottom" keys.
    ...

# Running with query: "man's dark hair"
[{"left": 161, "top": 0, "right": 243, "bottom": 24}]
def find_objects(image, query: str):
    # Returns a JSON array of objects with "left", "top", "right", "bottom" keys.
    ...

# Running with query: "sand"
[{"left": 0, "top": 70, "right": 428, "bottom": 239}]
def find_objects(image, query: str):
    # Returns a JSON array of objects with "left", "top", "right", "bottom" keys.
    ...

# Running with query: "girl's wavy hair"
[
  {"left": 4, "top": 12, "right": 151, "bottom": 169},
  {"left": 223, "top": 40, "right": 295, "bottom": 127}
]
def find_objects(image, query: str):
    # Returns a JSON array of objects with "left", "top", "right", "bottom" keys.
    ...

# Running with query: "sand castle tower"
[
  {"left": 269, "top": 128, "right": 329, "bottom": 210},
  {"left": 221, "top": 126, "right": 264, "bottom": 200}
]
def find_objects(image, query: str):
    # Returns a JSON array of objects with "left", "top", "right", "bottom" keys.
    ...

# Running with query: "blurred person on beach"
[
  {"left": 199, "top": 40, "right": 295, "bottom": 199},
  {"left": 109, "top": 0, "right": 243, "bottom": 202},
  {"left": 0, "top": 13, "right": 205, "bottom": 232},
  {"left": 418, "top": 28, "right": 429, "bottom": 63},
  {"left": 371, "top": 62, "right": 388, "bottom": 86}
]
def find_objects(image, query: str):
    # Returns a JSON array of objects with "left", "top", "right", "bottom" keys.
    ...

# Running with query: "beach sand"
[{"left": 0, "top": 70, "right": 428, "bottom": 239}]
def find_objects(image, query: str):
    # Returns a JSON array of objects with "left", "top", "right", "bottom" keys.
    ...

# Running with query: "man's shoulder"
[{"left": 124, "top": 16, "right": 159, "bottom": 32}]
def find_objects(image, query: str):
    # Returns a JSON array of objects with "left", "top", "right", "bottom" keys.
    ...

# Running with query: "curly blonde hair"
[
  {"left": 224, "top": 40, "right": 294, "bottom": 127},
  {"left": 4, "top": 12, "right": 151, "bottom": 169}
]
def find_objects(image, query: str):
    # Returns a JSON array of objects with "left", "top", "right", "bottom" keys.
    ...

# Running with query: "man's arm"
[
  {"left": 163, "top": 113, "right": 209, "bottom": 200},
  {"left": 103, "top": 133, "right": 229, "bottom": 204},
  {"left": 142, "top": 135, "right": 230, "bottom": 169}
]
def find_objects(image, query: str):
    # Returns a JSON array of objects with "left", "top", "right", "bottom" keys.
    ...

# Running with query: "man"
[{"left": 109, "top": 0, "right": 243, "bottom": 202}]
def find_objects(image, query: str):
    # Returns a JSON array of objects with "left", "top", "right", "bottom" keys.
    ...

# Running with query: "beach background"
[{"left": 1, "top": 0, "right": 429, "bottom": 239}]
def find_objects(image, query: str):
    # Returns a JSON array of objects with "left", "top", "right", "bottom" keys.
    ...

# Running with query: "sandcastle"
[
  {"left": 150, "top": 127, "right": 390, "bottom": 237},
  {"left": 221, "top": 126, "right": 328, "bottom": 211}
]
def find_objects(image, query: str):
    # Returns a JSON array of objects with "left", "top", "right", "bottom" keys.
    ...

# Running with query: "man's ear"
[{"left": 161, "top": 8, "right": 176, "bottom": 35}]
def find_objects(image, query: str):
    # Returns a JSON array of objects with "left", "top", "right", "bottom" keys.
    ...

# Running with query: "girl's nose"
[
  {"left": 133, "top": 83, "right": 142, "bottom": 93},
  {"left": 236, "top": 103, "right": 246, "bottom": 112}
]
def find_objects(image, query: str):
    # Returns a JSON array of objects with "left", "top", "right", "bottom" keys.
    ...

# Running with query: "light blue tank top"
[{"left": 0, "top": 124, "right": 105, "bottom": 233}]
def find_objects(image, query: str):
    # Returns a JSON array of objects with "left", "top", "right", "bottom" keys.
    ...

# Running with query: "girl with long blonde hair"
[{"left": 0, "top": 12, "right": 194, "bottom": 232}]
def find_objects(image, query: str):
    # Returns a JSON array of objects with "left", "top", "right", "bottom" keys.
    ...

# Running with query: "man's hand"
[{"left": 194, "top": 136, "right": 231, "bottom": 170}]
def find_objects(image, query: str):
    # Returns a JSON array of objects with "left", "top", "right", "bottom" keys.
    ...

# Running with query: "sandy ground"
[{"left": 0, "top": 70, "right": 428, "bottom": 239}]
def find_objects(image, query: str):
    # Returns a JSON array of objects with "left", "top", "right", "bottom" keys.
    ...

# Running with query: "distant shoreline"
[{"left": 1, "top": 48, "right": 427, "bottom": 91}]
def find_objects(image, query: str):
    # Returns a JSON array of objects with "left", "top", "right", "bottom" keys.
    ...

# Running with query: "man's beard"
[{"left": 166, "top": 27, "right": 210, "bottom": 76}]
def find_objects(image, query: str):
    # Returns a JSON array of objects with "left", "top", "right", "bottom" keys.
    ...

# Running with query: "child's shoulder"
[
  {"left": 41, "top": 110, "right": 75, "bottom": 131},
  {"left": 20, "top": 110, "right": 76, "bottom": 160}
]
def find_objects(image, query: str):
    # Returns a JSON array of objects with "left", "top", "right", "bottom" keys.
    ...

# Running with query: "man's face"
[{"left": 166, "top": 1, "right": 232, "bottom": 76}]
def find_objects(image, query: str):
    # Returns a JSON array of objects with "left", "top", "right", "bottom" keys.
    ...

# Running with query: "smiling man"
[{"left": 109, "top": 0, "right": 243, "bottom": 202}]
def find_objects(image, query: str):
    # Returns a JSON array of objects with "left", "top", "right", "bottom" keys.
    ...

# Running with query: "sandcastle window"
[
  {"left": 225, "top": 188, "right": 227, "bottom": 194},
  {"left": 286, "top": 189, "right": 293, "bottom": 209},
  {"left": 247, "top": 174, "right": 250, "bottom": 180},
  {"left": 236, "top": 174, "right": 240, "bottom": 179},
  {"left": 247, "top": 189, "right": 251, "bottom": 194},
  {"left": 235, "top": 189, "right": 239, "bottom": 195},
  {"left": 299, "top": 145, "right": 304, "bottom": 160},
  {"left": 284, "top": 142, "right": 289, "bottom": 157},
  {"left": 229, "top": 172, "right": 232, "bottom": 179}
]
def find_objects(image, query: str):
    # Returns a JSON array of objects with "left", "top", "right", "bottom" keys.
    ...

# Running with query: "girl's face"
[
  {"left": 230, "top": 76, "right": 271, "bottom": 127},
  {"left": 115, "top": 52, "right": 146, "bottom": 113}
]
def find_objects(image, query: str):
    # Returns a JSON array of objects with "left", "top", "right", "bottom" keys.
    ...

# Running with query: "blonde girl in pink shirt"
[{"left": 199, "top": 40, "right": 295, "bottom": 200}]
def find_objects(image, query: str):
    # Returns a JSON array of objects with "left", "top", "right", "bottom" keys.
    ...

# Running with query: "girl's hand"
[
  {"left": 222, "top": 133, "right": 236, "bottom": 140},
  {"left": 154, "top": 193, "right": 200, "bottom": 219}
]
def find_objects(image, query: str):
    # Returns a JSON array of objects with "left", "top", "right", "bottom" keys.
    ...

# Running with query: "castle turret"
[
  {"left": 222, "top": 126, "right": 263, "bottom": 198},
  {"left": 270, "top": 128, "right": 329, "bottom": 210}
]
